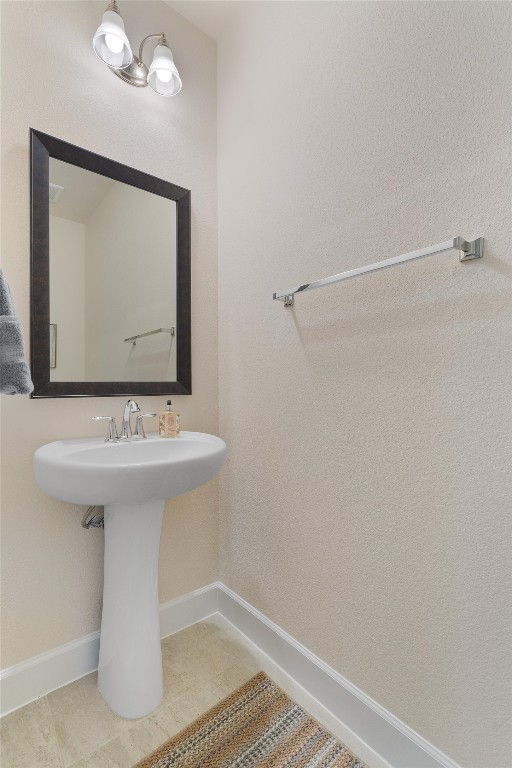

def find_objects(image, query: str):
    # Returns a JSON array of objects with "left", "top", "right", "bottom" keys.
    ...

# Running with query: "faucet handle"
[
  {"left": 92, "top": 416, "right": 119, "bottom": 442},
  {"left": 133, "top": 413, "right": 157, "bottom": 439}
]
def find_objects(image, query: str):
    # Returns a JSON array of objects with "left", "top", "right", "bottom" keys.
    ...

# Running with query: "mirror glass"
[
  {"left": 30, "top": 130, "right": 191, "bottom": 398},
  {"left": 49, "top": 159, "right": 176, "bottom": 382}
]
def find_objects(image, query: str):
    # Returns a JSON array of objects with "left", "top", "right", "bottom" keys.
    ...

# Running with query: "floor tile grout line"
[
  {"left": 63, "top": 660, "right": 256, "bottom": 768},
  {"left": 58, "top": 634, "right": 255, "bottom": 767},
  {"left": 47, "top": 675, "right": 136, "bottom": 768},
  {"left": 3, "top": 618, "right": 375, "bottom": 768},
  {"left": 43, "top": 693, "right": 67, "bottom": 768}
]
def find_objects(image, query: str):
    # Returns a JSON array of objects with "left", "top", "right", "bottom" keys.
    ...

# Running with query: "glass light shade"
[
  {"left": 148, "top": 44, "right": 182, "bottom": 96},
  {"left": 155, "top": 69, "right": 173, "bottom": 83},
  {"left": 93, "top": 9, "right": 133, "bottom": 69},
  {"left": 105, "top": 33, "right": 124, "bottom": 54}
]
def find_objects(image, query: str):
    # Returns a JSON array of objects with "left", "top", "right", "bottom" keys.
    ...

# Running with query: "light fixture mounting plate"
[{"left": 112, "top": 59, "right": 148, "bottom": 88}]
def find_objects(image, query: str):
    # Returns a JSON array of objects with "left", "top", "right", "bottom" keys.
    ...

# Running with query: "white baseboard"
[
  {"left": 0, "top": 583, "right": 219, "bottom": 717},
  {"left": 217, "top": 583, "right": 461, "bottom": 768},
  {"left": 0, "top": 581, "right": 461, "bottom": 768},
  {"left": 0, "top": 629, "right": 101, "bottom": 719},
  {"left": 158, "top": 582, "right": 219, "bottom": 638}
]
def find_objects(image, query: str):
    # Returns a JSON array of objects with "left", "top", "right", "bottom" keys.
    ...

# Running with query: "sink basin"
[
  {"left": 33, "top": 431, "right": 226, "bottom": 720},
  {"left": 33, "top": 431, "right": 227, "bottom": 505}
]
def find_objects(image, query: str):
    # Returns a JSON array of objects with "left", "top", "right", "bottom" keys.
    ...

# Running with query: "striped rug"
[{"left": 135, "top": 671, "right": 367, "bottom": 768}]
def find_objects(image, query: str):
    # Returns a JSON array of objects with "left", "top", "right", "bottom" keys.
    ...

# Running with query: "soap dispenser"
[{"left": 159, "top": 399, "right": 180, "bottom": 438}]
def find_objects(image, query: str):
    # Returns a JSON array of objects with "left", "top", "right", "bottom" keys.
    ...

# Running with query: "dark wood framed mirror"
[{"left": 30, "top": 129, "right": 191, "bottom": 398}]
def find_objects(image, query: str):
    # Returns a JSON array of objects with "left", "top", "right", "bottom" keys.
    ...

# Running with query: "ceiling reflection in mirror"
[{"left": 48, "top": 159, "right": 177, "bottom": 383}]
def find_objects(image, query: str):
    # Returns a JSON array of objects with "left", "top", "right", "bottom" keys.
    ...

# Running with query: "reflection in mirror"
[
  {"left": 49, "top": 159, "right": 177, "bottom": 382},
  {"left": 30, "top": 129, "right": 191, "bottom": 398}
]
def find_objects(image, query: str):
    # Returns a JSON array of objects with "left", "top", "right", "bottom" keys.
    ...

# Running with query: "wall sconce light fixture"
[{"left": 93, "top": 0, "right": 182, "bottom": 97}]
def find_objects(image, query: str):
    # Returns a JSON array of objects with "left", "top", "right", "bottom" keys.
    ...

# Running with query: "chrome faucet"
[
  {"left": 93, "top": 399, "right": 156, "bottom": 442},
  {"left": 120, "top": 399, "right": 141, "bottom": 439}
]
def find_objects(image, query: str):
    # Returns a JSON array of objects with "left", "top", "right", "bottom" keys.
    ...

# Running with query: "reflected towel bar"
[
  {"left": 124, "top": 327, "right": 175, "bottom": 345},
  {"left": 273, "top": 236, "right": 484, "bottom": 307}
]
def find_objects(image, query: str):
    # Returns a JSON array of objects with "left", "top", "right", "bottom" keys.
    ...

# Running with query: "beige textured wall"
[
  {"left": 0, "top": 1, "right": 218, "bottom": 668},
  {"left": 217, "top": 3, "right": 512, "bottom": 767}
]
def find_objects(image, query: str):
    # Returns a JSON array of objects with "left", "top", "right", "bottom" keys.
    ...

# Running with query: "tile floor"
[{"left": 1, "top": 615, "right": 387, "bottom": 768}]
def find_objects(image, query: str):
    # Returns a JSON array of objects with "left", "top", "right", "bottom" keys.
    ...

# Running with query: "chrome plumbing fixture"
[
  {"left": 92, "top": 415, "right": 119, "bottom": 442},
  {"left": 133, "top": 413, "right": 157, "bottom": 439},
  {"left": 93, "top": 399, "right": 146, "bottom": 441},
  {"left": 120, "top": 399, "right": 141, "bottom": 439},
  {"left": 81, "top": 506, "right": 104, "bottom": 529}
]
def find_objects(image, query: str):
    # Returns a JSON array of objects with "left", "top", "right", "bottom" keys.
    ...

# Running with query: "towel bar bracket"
[
  {"left": 458, "top": 237, "right": 484, "bottom": 261},
  {"left": 272, "top": 293, "right": 295, "bottom": 305}
]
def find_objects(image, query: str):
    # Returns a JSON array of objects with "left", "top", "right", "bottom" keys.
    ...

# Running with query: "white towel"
[{"left": 0, "top": 270, "right": 34, "bottom": 395}]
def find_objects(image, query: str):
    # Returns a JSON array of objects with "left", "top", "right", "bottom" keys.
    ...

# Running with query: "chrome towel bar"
[
  {"left": 124, "top": 327, "right": 175, "bottom": 345},
  {"left": 273, "top": 236, "right": 484, "bottom": 307}
]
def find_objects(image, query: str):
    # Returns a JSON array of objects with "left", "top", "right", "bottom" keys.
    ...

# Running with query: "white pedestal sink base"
[
  {"left": 33, "top": 432, "right": 227, "bottom": 719},
  {"left": 98, "top": 500, "right": 164, "bottom": 719}
]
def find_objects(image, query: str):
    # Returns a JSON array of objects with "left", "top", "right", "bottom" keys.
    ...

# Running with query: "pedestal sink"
[{"left": 33, "top": 432, "right": 226, "bottom": 719}]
